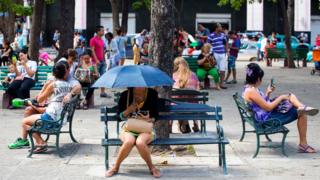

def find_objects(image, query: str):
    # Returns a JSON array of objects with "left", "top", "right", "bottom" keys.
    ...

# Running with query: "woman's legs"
[
  {"left": 136, "top": 133, "right": 160, "bottom": 178},
  {"left": 289, "top": 94, "right": 304, "bottom": 108},
  {"left": 196, "top": 68, "right": 206, "bottom": 81},
  {"left": 106, "top": 132, "right": 136, "bottom": 176},
  {"left": 7, "top": 80, "right": 23, "bottom": 99},
  {"left": 18, "top": 78, "right": 35, "bottom": 99},
  {"left": 208, "top": 68, "right": 220, "bottom": 89},
  {"left": 297, "top": 114, "right": 308, "bottom": 145},
  {"left": 21, "top": 114, "right": 45, "bottom": 145}
]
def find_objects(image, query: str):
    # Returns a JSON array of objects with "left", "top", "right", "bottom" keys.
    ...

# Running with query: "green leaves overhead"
[
  {"left": 132, "top": 0, "right": 151, "bottom": 10},
  {"left": 218, "top": 0, "right": 276, "bottom": 11},
  {"left": 0, "top": 0, "right": 32, "bottom": 16}
]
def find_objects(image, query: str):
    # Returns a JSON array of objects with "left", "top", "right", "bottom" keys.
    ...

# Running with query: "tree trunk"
[
  {"left": 281, "top": 0, "right": 295, "bottom": 68},
  {"left": 57, "top": 0, "right": 75, "bottom": 60},
  {"left": 121, "top": 0, "right": 130, "bottom": 33},
  {"left": 150, "top": 0, "right": 175, "bottom": 150},
  {"left": 110, "top": 0, "right": 120, "bottom": 34},
  {"left": 0, "top": 11, "right": 16, "bottom": 43},
  {"left": 29, "top": 0, "right": 45, "bottom": 62}
]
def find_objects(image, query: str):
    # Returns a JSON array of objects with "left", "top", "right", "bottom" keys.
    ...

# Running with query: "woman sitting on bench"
[
  {"left": 8, "top": 61, "right": 71, "bottom": 153},
  {"left": 242, "top": 63, "right": 319, "bottom": 153},
  {"left": 106, "top": 87, "right": 161, "bottom": 178}
]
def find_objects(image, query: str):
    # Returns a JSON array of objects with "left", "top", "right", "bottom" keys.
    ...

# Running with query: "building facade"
[{"left": 45, "top": 0, "right": 320, "bottom": 45}]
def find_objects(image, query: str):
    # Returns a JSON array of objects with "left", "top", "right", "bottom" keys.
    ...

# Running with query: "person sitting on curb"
[
  {"left": 8, "top": 61, "right": 72, "bottom": 153},
  {"left": 243, "top": 63, "right": 319, "bottom": 153}
]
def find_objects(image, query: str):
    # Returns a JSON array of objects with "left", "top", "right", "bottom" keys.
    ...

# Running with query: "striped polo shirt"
[{"left": 207, "top": 32, "right": 226, "bottom": 54}]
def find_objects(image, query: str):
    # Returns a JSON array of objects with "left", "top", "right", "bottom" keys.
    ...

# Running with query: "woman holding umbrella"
[
  {"left": 93, "top": 65, "right": 173, "bottom": 178},
  {"left": 106, "top": 87, "right": 161, "bottom": 178}
]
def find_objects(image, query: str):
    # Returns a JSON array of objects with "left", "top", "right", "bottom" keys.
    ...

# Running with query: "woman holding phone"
[{"left": 242, "top": 63, "right": 319, "bottom": 153}]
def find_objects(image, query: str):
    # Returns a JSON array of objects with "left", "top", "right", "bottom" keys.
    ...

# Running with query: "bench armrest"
[{"left": 30, "top": 119, "right": 62, "bottom": 132}]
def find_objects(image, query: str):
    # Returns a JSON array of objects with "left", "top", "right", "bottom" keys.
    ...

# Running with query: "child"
[
  {"left": 2, "top": 64, "right": 16, "bottom": 87},
  {"left": 225, "top": 31, "right": 241, "bottom": 84}
]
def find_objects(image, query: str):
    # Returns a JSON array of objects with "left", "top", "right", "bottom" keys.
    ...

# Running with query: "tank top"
[
  {"left": 243, "top": 85, "right": 271, "bottom": 122},
  {"left": 45, "top": 80, "right": 72, "bottom": 120}
]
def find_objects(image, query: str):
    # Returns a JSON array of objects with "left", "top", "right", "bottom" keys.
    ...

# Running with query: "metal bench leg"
[
  {"left": 69, "top": 121, "right": 78, "bottom": 143},
  {"left": 218, "top": 143, "right": 222, "bottom": 166},
  {"left": 240, "top": 121, "right": 246, "bottom": 142},
  {"left": 44, "top": 134, "right": 50, "bottom": 142},
  {"left": 253, "top": 134, "right": 261, "bottom": 158},
  {"left": 265, "top": 134, "right": 272, "bottom": 142},
  {"left": 200, "top": 120, "right": 204, "bottom": 133},
  {"left": 27, "top": 131, "right": 35, "bottom": 158},
  {"left": 281, "top": 132, "right": 288, "bottom": 157},
  {"left": 221, "top": 144, "right": 228, "bottom": 175},
  {"left": 56, "top": 134, "right": 63, "bottom": 158},
  {"left": 105, "top": 146, "right": 109, "bottom": 170}
]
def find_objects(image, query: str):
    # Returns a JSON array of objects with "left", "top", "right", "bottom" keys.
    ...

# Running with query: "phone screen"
[{"left": 270, "top": 78, "right": 275, "bottom": 87}]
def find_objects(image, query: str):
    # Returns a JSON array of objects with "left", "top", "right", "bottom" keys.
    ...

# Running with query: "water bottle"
[{"left": 11, "top": 98, "right": 28, "bottom": 108}]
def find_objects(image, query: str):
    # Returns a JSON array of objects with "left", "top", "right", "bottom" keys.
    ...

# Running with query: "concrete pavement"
[{"left": 1, "top": 61, "right": 320, "bottom": 179}]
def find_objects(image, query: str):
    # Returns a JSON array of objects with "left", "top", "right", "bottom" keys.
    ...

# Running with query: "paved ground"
[{"left": 1, "top": 60, "right": 320, "bottom": 180}]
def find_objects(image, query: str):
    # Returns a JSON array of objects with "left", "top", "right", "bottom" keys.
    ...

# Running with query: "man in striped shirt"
[{"left": 207, "top": 23, "right": 228, "bottom": 89}]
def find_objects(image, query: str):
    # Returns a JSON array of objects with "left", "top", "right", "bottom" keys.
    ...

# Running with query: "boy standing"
[{"left": 225, "top": 31, "right": 241, "bottom": 84}]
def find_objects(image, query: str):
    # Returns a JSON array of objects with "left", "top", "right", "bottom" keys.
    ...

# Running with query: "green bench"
[
  {"left": 183, "top": 56, "right": 199, "bottom": 73},
  {"left": 27, "top": 96, "right": 79, "bottom": 158},
  {"left": 0, "top": 65, "right": 53, "bottom": 90},
  {"left": 101, "top": 98, "right": 229, "bottom": 174},
  {"left": 233, "top": 93, "right": 289, "bottom": 158},
  {"left": 114, "top": 89, "right": 210, "bottom": 133},
  {"left": 266, "top": 48, "right": 309, "bottom": 67}
]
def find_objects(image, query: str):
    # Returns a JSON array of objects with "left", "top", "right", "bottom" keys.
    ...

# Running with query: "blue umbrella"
[{"left": 92, "top": 65, "right": 174, "bottom": 88}]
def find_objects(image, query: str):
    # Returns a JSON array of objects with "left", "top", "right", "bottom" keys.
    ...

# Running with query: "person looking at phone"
[
  {"left": 106, "top": 87, "right": 161, "bottom": 178},
  {"left": 242, "top": 63, "right": 319, "bottom": 153}
]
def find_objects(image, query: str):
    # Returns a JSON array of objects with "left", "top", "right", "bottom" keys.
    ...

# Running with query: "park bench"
[
  {"left": 0, "top": 65, "right": 53, "bottom": 90},
  {"left": 266, "top": 48, "right": 309, "bottom": 67},
  {"left": 114, "top": 89, "right": 210, "bottom": 133},
  {"left": 100, "top": 98, "right": 229, "bottom": 174},
  {"left": 27, "top": 95, "right": 79, "bottom": 158},
  {"left": 183, "top": 56, "right": 211, "bottom": 88},
  {"left": 1, "top": 65, "right": 53, "bottom": 108},
  {"left": 233, "top": 93, "right": 289, "bottom": 158}
]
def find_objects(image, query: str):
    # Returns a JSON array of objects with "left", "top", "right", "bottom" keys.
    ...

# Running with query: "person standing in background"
[
  {"left": 207, "top": 23, "right": 228, "bottom": 89},
  {"left": 225, "top": 31, "right": 241, "bottom": 84},
  {"left": 115, "top": 28, "right": 127, "bottom": 66},
  {"left": 90, "top": 25, "right": 109, "bottom": 98}
]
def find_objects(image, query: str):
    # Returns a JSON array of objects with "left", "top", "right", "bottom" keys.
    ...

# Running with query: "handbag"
[
  {"left": 124, "top": 89, "right": 153, "bottom": 133},
  {"left": 126, "top": 117, "right": 153, "bottom": 133}
]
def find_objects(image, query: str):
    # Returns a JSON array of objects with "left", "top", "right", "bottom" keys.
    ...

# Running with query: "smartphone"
[
  {"left": 139, "top": 110, "right": 149, "bottom": 116},
  {"left": 270, "top": 78, "right": 275, "bottom": 87}
]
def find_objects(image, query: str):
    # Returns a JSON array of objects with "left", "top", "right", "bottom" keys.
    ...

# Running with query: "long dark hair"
[{"left": 245, "top": 63, "right": 264, "bottom": 84}]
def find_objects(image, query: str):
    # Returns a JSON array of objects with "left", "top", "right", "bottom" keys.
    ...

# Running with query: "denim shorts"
[
  {"left": 268, "top": 107, "right": 298, "bottom": 125},
  {"left": 40, "top": 113, "right": 54, "bottom": 121},
  {"left": 228, "top": 56, "right": 236, "bottom": 70},
  {"left": 98, "top": 60, "right": 106, "bottom": 76}
]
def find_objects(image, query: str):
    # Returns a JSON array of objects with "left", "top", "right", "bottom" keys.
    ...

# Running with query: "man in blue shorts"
[{"left": 225, "top": 31, "right": 241, "bottom": 84}]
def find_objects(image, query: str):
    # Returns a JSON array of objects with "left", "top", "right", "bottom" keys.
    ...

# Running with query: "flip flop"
[
  {"left": 298, "top": 144, "right": 316, "bottom": 153},
  {"left": 298, "top": 106, "right": 319, "bottom": 116},
  {"left": 33, "top": 145, "right": 48, "bottom": 153}
]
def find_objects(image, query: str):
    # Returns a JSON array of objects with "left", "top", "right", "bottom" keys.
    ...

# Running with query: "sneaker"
[
  {"left": 226, "top": 80, "right": 237, "bottom": 84},
  {"left": 100, "top": 93, "right": 111, "bottom": 98},
  {"left": 8, "top": 138, "right": 30, "bottom": 149}
]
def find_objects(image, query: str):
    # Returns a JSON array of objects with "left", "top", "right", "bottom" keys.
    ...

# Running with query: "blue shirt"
[{"left": 207, "top": 32, "right": 226, "bottom": 54}]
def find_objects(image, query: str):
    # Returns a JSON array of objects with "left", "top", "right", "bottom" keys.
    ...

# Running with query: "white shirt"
[
  {"left": 0, "top": 33, "right": 3, "bottom": 45},
  {"left": 17, "top": 60, "right": 37, "bottom": 80},
  {"left": 134, "top": 34, "right": 145, "bottom": 48},
  {"left": 260, "top": 38, "right": 268, "bottom": 51}
]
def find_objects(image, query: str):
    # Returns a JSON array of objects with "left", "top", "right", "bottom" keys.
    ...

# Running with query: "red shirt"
[
  {"left": 316, "top": 36, "right": 320, "bottom": 47},
  {"left": 90, "top": 36, "right": 104, "bottom": 63}
]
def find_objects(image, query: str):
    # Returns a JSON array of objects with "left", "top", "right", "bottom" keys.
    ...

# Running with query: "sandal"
[
  {"left": 33, "top": 145, "right": 48, "bottom": 153},
  {"left": 150, "top": 167, "right": 161, "bottom": 178},
  {"left": 298, "top": 106, "right": 319, "bottom": 116},
  {"left": 298, "top": 144, "right": 316, "bottom": 153},
  {"left": 105, "top": 167, "right": 118, "bottom": 177}
]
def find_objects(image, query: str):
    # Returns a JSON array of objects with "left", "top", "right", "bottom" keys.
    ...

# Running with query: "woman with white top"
[{"left": 7, "top": 48, "right": 37, "bottom": 107}]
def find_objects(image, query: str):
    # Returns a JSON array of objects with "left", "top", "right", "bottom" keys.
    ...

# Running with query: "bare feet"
[
  {"left": 150, "top": 167, "right": 161, "bottom": 178},
  {"left": 106, "top": 166, "right": 119, "bottom": 177}
]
